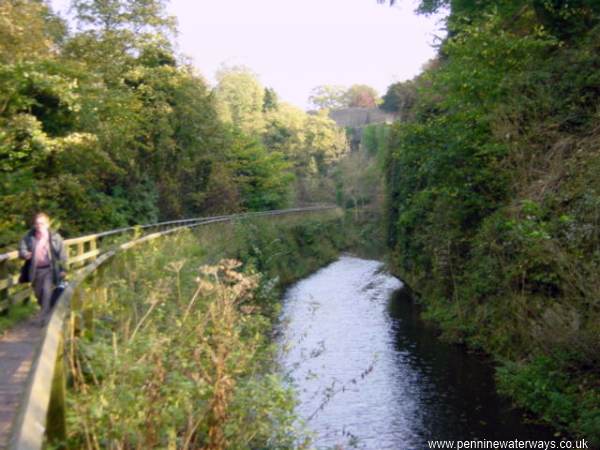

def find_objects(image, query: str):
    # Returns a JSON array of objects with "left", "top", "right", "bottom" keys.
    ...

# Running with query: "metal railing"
[
  {"left": 0, "top": 206, "right": 334, "bottom": 315},
  {"left": 5, "top": 205, "right": 338, "bottom": 450}
]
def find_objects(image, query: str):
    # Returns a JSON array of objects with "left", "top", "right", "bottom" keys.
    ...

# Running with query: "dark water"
[{"left": 278, "top": 256, "right": 556, "bottom": 449}]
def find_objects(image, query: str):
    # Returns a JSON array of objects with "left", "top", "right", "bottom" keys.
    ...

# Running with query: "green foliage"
[
  {"left": 497, "top": 356, "right": 600, "bottom": 446},
  {"left": 232, "top": 211, "right": 346, "bottom": 291},
  {"left": 308, "top": 84, "right": 381, "bottom": 110},
  {"left": 212, "top": 69, "right": 348, "bottom": 205},
  {"left": 68, "top": 255, "right": 300, "bottom": 449},
  {"left": 72, "top": 0, "right": 176, "bottom": 34},
  {"left": 214, "top": 64, "right": 266, "bottom": 136},
  {"left": 0, "top": 300, "right": 37, "bottom": 335},
  {"left": 308, "top": 85, "right": 347, "bottom": 110},
  {"left": 0, "top": 0, "right": 65, "bottom": 64},
  {"left": 530, "top": 0, "right": 600, "bottom": 40},
  {"left": 303, "top": 110, "right": 348, "bottom": 174},
  {"left": 345, "top": 84, "right": 380, "bottom": 108},
  {"left": 65, "top": 212, "right": 347, "bottom": 448},
  {"left": 384, "top": 0, "right": 600, "bottom": 440},
  {"left": 222, "top": 129, "right": 294, "bottom": 211},
  {"left": 335, "top": 146, "right": 382, "bottom": 212},
  {"left": 263, "top": 103, "right": 309, "bottom": 167},
  {"left": 333, "top": 122, "right": 390, "bottom": 220},
  {"left": 381, "top": 79, "right": 416, "bottom": 118},
  {"left": 397, "top": 0, "right": 600, "bottom": 41},
  {"left": 261, "top": 103, "right": 347, "bottom": 203},
  {"left": 361, "top": 124, "right": 389, "bottom": 158},
  {"left": 263, "top": 87, "right": 279, "bottom": 112},
  {"left": 497, "top": 357, "right": 577, "bottom": 428},
  {"left": 0, "top": 1, "right": 302, "bottom": 247}
]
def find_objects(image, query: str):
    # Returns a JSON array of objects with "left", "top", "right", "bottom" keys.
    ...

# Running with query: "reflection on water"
[{"left": 278, "top": 256, "right": 555, "bottom": 449}]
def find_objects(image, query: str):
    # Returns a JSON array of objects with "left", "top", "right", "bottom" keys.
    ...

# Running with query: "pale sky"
[{"left": 51, "top": 0, "right": 446, "bottom": 110}]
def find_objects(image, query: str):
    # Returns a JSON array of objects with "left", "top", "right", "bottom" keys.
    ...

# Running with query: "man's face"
[{"left": 34, "top": 216, "right": 49, "bottom": 233}]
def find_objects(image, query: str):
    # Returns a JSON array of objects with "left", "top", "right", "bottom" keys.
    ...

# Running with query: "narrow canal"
[{"left": 278, "top": 256, "right": 556, "bottom": 449}]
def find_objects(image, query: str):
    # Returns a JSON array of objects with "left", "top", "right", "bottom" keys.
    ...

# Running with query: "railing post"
[
  {"left": 46, "top": 336, "right": 67, "bottom": 446},
  {"left": 70, "top": 286, "right": 82, "bottom": 337},
  {"left": 89, "top": 237, "right": 97, "bottom": 258},
  {"left": 0, "top": 258, "right": 9, "bottom": 314},
  {"left": 133, "top": 225, "right": 142, "bottom": 241},
  {"left": 82, "top": 275, "right": 96, "bottom": 337},
  {"left": 76, "top": 242, "right": 84, "bottom": 270},
  {"left": 97, "top": 264, "right": 108, "bottom": 306}
]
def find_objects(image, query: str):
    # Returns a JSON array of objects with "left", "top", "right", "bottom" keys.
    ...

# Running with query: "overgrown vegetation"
[
  {"left": 382, "top": 0, "right": 600, "bottom": 443},
  {"left": 334, "top": 123, "right": 389, "bottom": 210},
  {"left": 333, "top": 122, "right": 389, "bottom": 257},
  {"left": 0, "top": 1, "right": 348, "bottom": 249},
  {"left": 65, "top": 211, "right": 348, "bottom": 449}
]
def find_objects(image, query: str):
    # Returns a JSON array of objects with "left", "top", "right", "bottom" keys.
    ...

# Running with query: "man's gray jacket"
[{"left": 19, "top": 229, "right": 67, "bottom": 284}]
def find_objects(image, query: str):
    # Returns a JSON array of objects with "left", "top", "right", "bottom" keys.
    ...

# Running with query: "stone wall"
[
  {"left": 327, "top": 107, "right": 396, "bottom": 152},
  {"left": 328, "top": 107, "right": 396, "bottom": 128}
]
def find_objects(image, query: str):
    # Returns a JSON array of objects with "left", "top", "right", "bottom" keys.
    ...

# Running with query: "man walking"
[{"left": 19, "top": 213, "right": 67, "bottom": 325}]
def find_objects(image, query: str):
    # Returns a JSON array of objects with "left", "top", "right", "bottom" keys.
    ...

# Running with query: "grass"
[
  {"left": 0, "top": 300, "right": 37, "bottom": 335},
  {"left": 62, "top": 210, "right": 350, "bottom": 449}
]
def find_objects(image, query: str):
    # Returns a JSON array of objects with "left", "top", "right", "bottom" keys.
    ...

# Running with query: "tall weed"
[{"left": 65, "top": 213, "right": 347, "bottom": 449}]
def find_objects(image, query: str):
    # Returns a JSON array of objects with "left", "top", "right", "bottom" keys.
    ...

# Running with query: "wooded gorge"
[{"left": 2, "top": 0, "right": 600, "bottom": 446}]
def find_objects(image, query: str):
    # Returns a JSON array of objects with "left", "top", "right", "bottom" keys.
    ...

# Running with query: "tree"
[
  {"left": 0, "top": 1, "right": 348, "bottom": 246},
  {"left": 345, "top": 84, "right": 380, "bottom": 108},
  {"left": 71, "top": 0, "right": 176, "bottom": 35},
  {"left": 304, "top": 110, "right": 347, "bottom": 175},
  {"left": 381, "top": 80, "right": 416, "bottom": 119},
  {"left": 214, "top": 65, "right": 265, "bottom": 136},
  {"left": 1, "top": 0, "right": 252, "bottom": 246},
  {"left": 308, "top": 85, "right": 347, "bottom": 110},
  {"left": 222, "top": 129, "right": 293, "bottom": 210},
  {"left": 263, "top": 103, "right": 306, "bottom": 162},
  {"left": 263, "top": 87, "right": 278, "bottom": 112},
  {"left": 0, "top": 1, "right": 87, "bottom": 245},
  {"left": 334, "top": 147, "right": 382, "bottom": 214},
  {"left": 66, "top": 0, "right": 177, "bottom": 85},
  {"left": 262, "top": 103, "right": 347, "bottom": 203},
  {"left": 263, "top": 104, "right": 346, "bottom": 175},
  {"left": 0, "top": 0, "right": 66, "bottom": 64}
]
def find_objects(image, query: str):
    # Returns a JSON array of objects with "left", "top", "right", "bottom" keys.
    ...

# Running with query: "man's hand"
[{"left": 23, "top": 251, "right": 32, "bottom": 260}]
